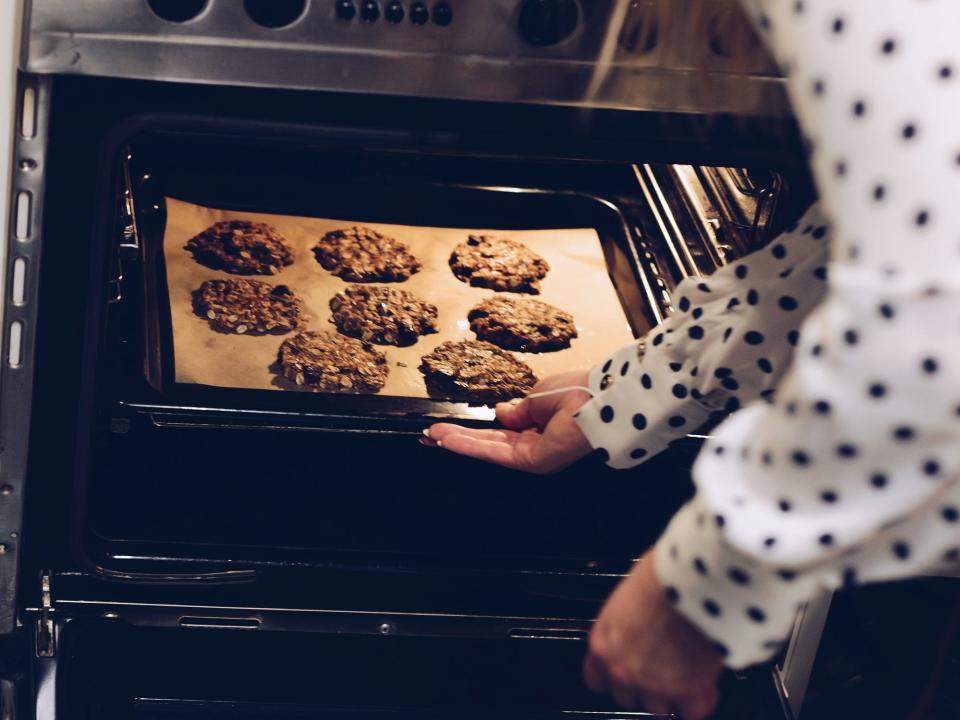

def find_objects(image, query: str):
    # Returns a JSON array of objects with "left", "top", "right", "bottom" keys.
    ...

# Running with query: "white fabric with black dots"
[{"left": 575, "top": 0, "right": 960, "bottom": 668}]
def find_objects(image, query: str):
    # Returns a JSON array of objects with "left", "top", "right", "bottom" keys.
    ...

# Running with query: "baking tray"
[
  {"left": 162, "top": 198, "right": 636, "bottom": 404},
  {"left": 119, "top": 143, "right": 660, "bottom": 426}
]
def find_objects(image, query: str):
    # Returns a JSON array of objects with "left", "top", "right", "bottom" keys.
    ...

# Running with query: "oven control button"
[
  {"left": 385, "top": 1, "right": 404, "bottom": 23},
  {"left": 335, "top": 0, "right": 357, "bottom": 20},
  {"left": 361, "top": 0, "right": 380, "bottom": 21},
  {"left": 410, "top": 2, "right": 429, "bottom": 24},
  {"left": 518, "top": 0, "right": 579, "bottom": 46},
  {"left": 432, "top": 2, "right": 453, "bottom": 26}
]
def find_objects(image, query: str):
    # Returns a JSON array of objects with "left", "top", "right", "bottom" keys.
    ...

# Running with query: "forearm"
[{"left": 575, "top": 205, "right": 831, "bottom": 469}]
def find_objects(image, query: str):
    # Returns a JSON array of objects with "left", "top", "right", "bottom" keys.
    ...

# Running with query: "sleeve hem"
[{"left": 654, "top": 501, "right": 816, "bottom": 669}]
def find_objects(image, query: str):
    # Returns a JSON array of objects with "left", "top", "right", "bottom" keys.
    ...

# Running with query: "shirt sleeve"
[
  {"left": 574, "top": 204, "right": 830, "bottom": 470},
  {"left": 655, "top": 0, "right": 960, "bottom": 668}
]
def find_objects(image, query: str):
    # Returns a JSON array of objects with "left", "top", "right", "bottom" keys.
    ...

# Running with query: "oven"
[{"left": 1, "top": 1, "right": 823, "bottom": 718}]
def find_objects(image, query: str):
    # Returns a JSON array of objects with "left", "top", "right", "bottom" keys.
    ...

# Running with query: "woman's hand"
[
  {"left": 423, "top": 370, "right": 594, "bottom": 474},
  {"left": 583, "top": 550, "right": 724, "bottom": 719}
]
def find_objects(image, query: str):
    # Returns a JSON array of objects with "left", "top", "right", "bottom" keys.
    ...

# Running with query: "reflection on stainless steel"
[
  {"left": 634, "top": 163, "right": 700, "bottom": 281},
  {"left": 24, "top": 0, "right": 787, "bottom": 116},
  {"left": 629, "top": 161, "right": 786, "bottom": 312}
]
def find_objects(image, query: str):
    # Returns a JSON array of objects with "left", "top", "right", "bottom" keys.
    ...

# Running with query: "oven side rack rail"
[{"left": 0, "top": 74, "right": 51, "bottom": 637}]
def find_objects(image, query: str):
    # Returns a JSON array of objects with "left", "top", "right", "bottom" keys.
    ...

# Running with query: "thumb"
[
  {"left": 496, "top": 398, "right": 536, "bottom": 430},
  {"left": 498, "top": 385, "right": 593, "bottom": 431}
]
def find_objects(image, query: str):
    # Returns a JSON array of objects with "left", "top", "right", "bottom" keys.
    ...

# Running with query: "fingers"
[
  {"left": 430, "top": 432, "right": 520, "bottom": 469},
  {"left": 676, "top": 685, "right": 719, "bottom": 720},
  {"left": 426, "top": 423, "right": 513, "bottom": 444},
  {"left": 611, "top": 686, "right": 639, "bottom": 711},
  {"left": 613, "top": 687, "right": 716, "bottom": 719},
  {"left": 640, "top": 695, "right": 672, "bottom": 716},
  {"left": 584, "top": 647, "right": 718, "bottom": 719},
  {"left": 582, "top": 652, "right": 610, "bottom": 694}
]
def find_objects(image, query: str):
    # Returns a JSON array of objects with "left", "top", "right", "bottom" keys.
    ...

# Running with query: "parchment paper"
[{"left": 163, "top": 197, "right": 636, "bottom": 402}]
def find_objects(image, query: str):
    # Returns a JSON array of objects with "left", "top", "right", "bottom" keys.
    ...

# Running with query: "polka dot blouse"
[{"left": 574, "top": 0, "right": 960, "bottom": 668}]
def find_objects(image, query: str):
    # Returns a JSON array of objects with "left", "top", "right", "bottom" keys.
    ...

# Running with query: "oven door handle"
[{"left": 87, "top": 565, "right": 257, "bottom": 586}]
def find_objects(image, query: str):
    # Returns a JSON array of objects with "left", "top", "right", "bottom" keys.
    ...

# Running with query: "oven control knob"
[
  {"left": 335, "top": 0, "right": 357, "bottom": 21},
  {"left": 432, "top": 2, "right": 453, "bottom": 26},
  {"left": 385, "top": 1, "right": 404, "bottom": 23},
  {"left": 518, "top": 0, "right": 579, "bottom": 46},
  {"left": 360, "top": 0, "right": 380, "bottom": 21},
  {"left": 410, "top": 2, "right": 429, "bottom": 25}
]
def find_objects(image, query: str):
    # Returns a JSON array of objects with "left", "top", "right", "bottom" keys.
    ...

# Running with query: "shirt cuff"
[
  {"left": 574, "top": 338, "right": 714, "bottom": 469},
  {"left": 653, "top": 499, "right": 818, "bottom": 668}
]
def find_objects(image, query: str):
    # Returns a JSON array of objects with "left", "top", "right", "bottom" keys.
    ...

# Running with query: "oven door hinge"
[{"left": 35, "top": 572, "right": 54, "bottom": 658}]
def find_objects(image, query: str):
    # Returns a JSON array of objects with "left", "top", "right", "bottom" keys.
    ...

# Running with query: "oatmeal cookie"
[
  {"left": 314, "top": 226, "right": 421, "bottom": 282},
  {"left": 276, "top": 331, "right": 388, "bottom": 393},
  {"left": 330, "top": 285, "right": 438, "bottom": 346},
  {"left": 185, "top": 220, "right": 294, "bottom": 275},
  {"left": 419, "top": 340, "right": 537, "bottom": 402},
  {"left": 194, "top": 279, "right": 303, "bottom": 335},
  {"left": 449, "top": 234, "right": 549, "bottom": 294},
  {"left": 468, "top": 296, "right": 576, "bottom": 352}
]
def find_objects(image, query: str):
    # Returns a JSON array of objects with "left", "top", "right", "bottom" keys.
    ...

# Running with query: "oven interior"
[
  {"left": 80, "top": 128, "right": 703, "bottom": 585},
  {"left": 21, "top": 75, "right": 809, "bottom": 603}
]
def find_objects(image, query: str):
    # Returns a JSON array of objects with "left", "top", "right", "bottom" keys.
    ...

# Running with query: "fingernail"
[
  {"left": 422, "top": 428, "right": 431, "bottom": 439},
  {"left": 436, "top": 440, "right": 443, "bottom": 448}
]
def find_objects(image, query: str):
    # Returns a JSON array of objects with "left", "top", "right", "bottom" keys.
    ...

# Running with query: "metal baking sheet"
[{"left": 163, "top": 197, "right": 635, "bottom": 402}]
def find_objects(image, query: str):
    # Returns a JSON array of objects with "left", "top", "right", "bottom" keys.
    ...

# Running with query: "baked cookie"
[
  {"left": 468, "top": 296, "right": 577, "bottom": 352},
  {"left": 449, "top": 234, "right": 549, "bottom": 294},
  {"left": 314, "top": 226, "right": 422, "bottom": 282},
  {"left": 276, "top": 331, "right": 388, "bottom": 393},
  {"left": 330, "top": 285, "right": 438, "bottom": 347},
  {"left": 419, "top": 340, "right": 537, "bottom": 402},
  {"left": 185, "top": 220, "right": 294, "bottom": 275},
  {"left": 194, "top": 279, "right": 303, "bottom": 335}
]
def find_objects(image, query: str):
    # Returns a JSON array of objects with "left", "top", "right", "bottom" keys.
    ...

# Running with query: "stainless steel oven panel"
[{"left": 23, "top": 0, "right": 790, "bottom": 116}]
